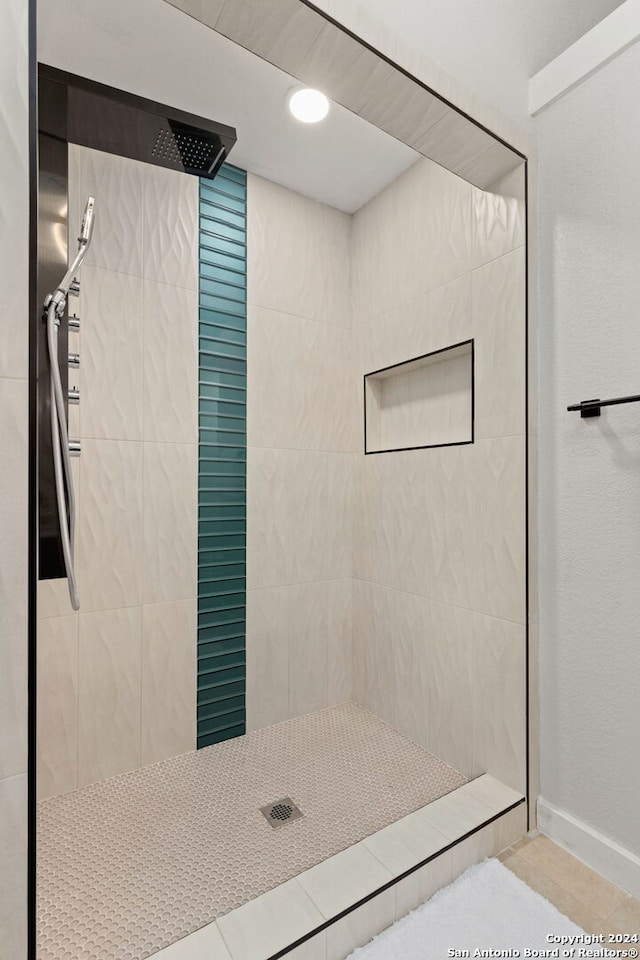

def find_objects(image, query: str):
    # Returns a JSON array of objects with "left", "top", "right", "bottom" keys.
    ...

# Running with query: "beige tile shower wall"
[
  {"left": 352, "top": 156, "right": 527, "bottom": 792},
  {"left": 245, "top": 174, "right": 358, "bottom": 732},
  {"left": 37, "top": 146, "right": 198, "bottom": 799}
]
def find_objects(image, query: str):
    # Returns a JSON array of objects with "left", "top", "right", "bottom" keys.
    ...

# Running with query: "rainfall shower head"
[
  {"left": 39, "top": 65, "right": 237, "bottom": 180},
  {"left": 151, "top": 121, "right": 226, "bottom": 177}
]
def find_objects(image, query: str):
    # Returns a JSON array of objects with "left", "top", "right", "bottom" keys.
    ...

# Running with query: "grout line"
[
  {"left": 469, "top": 242, "right": 527, "bottom": 275},
  {"left": 247, "top": 443, "right": 361, "bottom": 455},
  {"left": 248, "top": 300, "right": 353, "bottom": 331},
  {"left": 246, "top": 578, "right": 353, "bottom": 594},
  {"left": 38, "top": 597, "right": 198, "bottom": 622},
  {"left": 215, "top": 919, "right": 236, "bottom": 959},
  {"left": 139, "top": 180, "right": 147, "bottom": 773},
  {"left": 600, "top": 896, "right": 629, "bottom": 926},
  {"left": 0, "top": 770, "right": 29, "bottom": 786},
  {"left": 474, "top": 432, "right": 527, "bottom": 442},
  {"left": 356, "top": 240, "right": 525, "bottom": 328},
  {"left": 75, "top": 604, "right": 81, "bottom": 794},
  {"left": 79, "top": 263, "right": 199, "bottom": 293},
  {"left": 137, "top": 607, "right": 143, "bottom": 773},
  {"left": 351, "top": 577, "right": 527, "bottom": 628},
  {"left": 78, "top": 436, "right": 199, "bottom": 447}
]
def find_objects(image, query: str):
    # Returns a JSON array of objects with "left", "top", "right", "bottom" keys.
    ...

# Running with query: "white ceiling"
[{"left": 37, "top": 0, "right": 419, "bottom": 213}]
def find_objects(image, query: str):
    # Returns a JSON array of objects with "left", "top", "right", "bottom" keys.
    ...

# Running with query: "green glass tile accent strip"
[{"left": 198, "top": 163, "right": 247, "bottom": 749}]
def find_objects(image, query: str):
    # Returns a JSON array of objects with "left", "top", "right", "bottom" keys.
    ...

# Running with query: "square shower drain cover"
[{"left": 260, "top": 797, "right": 304, "bottom": 829}]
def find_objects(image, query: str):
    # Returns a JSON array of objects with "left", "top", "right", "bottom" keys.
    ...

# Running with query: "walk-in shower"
[{"left": 32, "top": 1, "right": 531, "bottom": 958}]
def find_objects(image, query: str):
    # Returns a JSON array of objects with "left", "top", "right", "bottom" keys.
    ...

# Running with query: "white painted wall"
[
  {"left": 537, "top": 40, "right": 640, "bottom": 871},
  {"left": 0, "top": 0, "right": 30, "bottom": 953},
  {"left": 529, "top": 0, "right": 640, "bottom": 115}
]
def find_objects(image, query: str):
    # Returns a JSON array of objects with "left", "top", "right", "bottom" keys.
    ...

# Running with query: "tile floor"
[
  {"left": 500, "top": 835, "right": 640, "bottom": 940},
  {"left": 37, "top": 702, "right": 466, "bottom": 960},
  {"left": 150, "top": 775, "right": 525, "bottom": 960}
]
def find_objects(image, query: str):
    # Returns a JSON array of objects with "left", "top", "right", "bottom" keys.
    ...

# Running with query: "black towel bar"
[{"left": 567, "top": 393, "right": 640, "bottom": 418}]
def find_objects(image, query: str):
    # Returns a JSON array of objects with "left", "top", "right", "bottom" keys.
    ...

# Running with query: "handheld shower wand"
[
  {"left": 48, "top": 196, "right": 95, "bottom": 314},
  {"left": 44, "top": 196, "right": 95, "bottom": 611}
]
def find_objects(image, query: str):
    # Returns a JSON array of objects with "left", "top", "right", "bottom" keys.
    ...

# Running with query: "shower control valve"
[
  {"left": 68, "top": 352, "right": 80, "bottom": 368},
  {"left": 68, "top": 314, "right": 80, "bottom": 331},
  {"left": 68, "top": 388, "right": 80, "bottom": 405},
  {"left": 69, "top": 278, "right": 80, "bottom": 296},
  {"left": 69, "top": 440, "right": 82, "bottom": 458}
]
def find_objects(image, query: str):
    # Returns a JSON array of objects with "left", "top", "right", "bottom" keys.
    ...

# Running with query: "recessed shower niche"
[{"left": 364, "top": 339, "right": 474, "bottom": 453}]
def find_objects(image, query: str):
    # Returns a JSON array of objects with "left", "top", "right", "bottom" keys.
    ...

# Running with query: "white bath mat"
[{"left": 348, "top": 858, "right": 588, "bottom": 959}]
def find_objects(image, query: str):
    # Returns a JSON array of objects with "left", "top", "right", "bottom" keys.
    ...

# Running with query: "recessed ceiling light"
[{"left": 287, "top": 87, "right": 330, "bottom": 124}]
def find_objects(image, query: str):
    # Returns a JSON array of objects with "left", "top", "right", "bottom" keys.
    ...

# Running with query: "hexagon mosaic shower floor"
[{"left": 37, "top": 701, "right": 466, "bottom": 960}]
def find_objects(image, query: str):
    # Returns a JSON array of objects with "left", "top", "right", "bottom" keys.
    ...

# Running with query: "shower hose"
[
  {"left": 44, "top": 195, "right": 94, "bottom": 610},
  {"left": 47, "top": 300, "right": 80, "bottom": 610}
]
